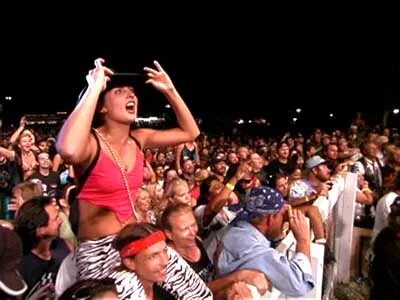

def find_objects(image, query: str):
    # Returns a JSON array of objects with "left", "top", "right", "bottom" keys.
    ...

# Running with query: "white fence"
[{"left": 261, "top": 172, "right": 358, "bottom": 299}]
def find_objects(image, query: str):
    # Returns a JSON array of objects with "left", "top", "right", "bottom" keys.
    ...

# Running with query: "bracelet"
[
  {"left": 362, "top": 188, "right": 372, "bottom": 193},
  {"left": 225, "top": 183, "right": 235, "bottom": 191}
]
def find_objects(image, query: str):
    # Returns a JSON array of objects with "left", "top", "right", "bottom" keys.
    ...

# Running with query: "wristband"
[{"left": 225, "top": 183, "right": 235, "bottom": 191}]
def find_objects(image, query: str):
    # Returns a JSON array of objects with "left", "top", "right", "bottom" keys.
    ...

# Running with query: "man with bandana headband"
[{"left": 216, "top": 186, "right": 315, "bottom": 297}]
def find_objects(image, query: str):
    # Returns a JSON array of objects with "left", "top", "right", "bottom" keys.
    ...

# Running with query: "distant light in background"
[
  {"left": 393, "top": 108, "right": 399, "bottom": 114},
  {"left": 292, "top": 117, "right": 298, "bottom": 122},
  {"left": 165, "top": 104, "right": 171, "bottom": 109},
  {"left": 248, "top": 120, "right": 252, "bottom": 124},
  {"left": 329, "top": 113, "right": 334, "bottom": 117},
  {"left": 237, "top": 119, "right": 244, "bottom": 125},
  {"left": 296, "top": 108, "right": 302, "bottom": 113},
  {"left": 4, "top": 96, "right": 12, "bottom": 101}
]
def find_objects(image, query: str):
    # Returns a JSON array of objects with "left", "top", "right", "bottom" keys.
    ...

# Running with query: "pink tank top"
[{"left": 77, "top": 140, "right": 144, "bottom": 223}]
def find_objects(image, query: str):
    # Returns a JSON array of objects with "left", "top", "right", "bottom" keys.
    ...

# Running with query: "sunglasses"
[{"left": 239, "top": 178, "right": 252, "bottom": 184}]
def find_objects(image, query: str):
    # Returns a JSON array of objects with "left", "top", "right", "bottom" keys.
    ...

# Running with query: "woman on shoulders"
[{"left": 56, "top": 58, "right": 199, "bottom": 280}]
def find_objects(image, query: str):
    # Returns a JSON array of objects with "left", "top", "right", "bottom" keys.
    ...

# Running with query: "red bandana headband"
[{"left": 121, "top": 231, "right": 166, "bottom": 258}]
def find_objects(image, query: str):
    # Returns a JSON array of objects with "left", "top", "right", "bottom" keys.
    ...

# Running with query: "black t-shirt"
[
  {"left": 28, "top": 170, "right": 60, "bottom": 198},
  {"left": 264, "top": 159, "right": 290, "bottom": 178},
  {"left": 20, "top": 252, "right": 59, "bottom": 295},
  {"left": 20, "top": 238, "right": 69, "bottom": 296},
  {"left": 0, "top": 159, "right": 22, "bottom": 196},
  {"left": 184, "top": 239, "right": 214, "bottom": 283}
]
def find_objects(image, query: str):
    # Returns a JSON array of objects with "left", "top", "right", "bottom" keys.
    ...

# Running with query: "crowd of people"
[{"left": 0, "top": 58, "right": 400, "bottom": 299}]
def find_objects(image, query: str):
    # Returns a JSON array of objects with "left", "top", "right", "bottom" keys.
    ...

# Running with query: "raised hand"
[
  {"left": 234, "top": 162, "right": 252, "bottom": 181},
  {"left": 143, "top": 60, "right": 175, "bottom": 93},
  {"left": 288, "top": 207, "right": 310, "bottom": 243},
  {"left": 20, "top": 116, "right": 27, "bottom": 128},
  {"left": 85, "top": 58, "right": 114, "bottom": 92}
]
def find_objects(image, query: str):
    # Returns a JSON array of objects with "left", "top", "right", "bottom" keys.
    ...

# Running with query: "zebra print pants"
[
  {"left": 76, "top": 235, "right": 120, "bottom": 280},
  {"left": 76, "top": 236, "right": 212, "bottom": 299}
]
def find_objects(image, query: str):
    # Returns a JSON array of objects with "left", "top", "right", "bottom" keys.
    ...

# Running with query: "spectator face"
[
  {"left": 290, "top": 168, "right": 302, "bottom": 182},
  {"left": 38, "top": 152, "right": 51, "bottom": 169},
  {"left": 338, "top": 138, "right": 348, "bottom": 151},
  {"left": 102, "top": 87, "right": 138, "bottom": 123},
  {"left": 364, "top": 142, "right": 378, "bottom": 159},
  {"left": 313, "top": 129, "right": 322, "bottom": 143},
  {"left": 238, "top": 147, "right": 249, "bottom": 161},
  {"left": 166, "top": 211, "right": 198, "bottom": 248},
  {"left": 127, "top": 241, "right": 169, "bottom": 283},
  {"left": 155, "top": 166, "right": 164, "bottom": 179},
  {"left": 166, "top": 152, "right": 175, "bottom": 164},
  {"left": 212, "top": 161, "right": 227, "bottom": 176},
  {"left": 313, "top": 164, "right": 331, "bottom": 182},
  {"left": 143, "top": 166, "right": 152, "bottom": 181},
  {"left": 278, "top": 144, "right": 290, "bottom": 160},
  {"left": 37, "top": 204, "right": 61, "bottom": 238},
  {"left": 135, "top": 189, "right": 152, "bottom": 213},
  {"left": 286, "top": 137, "right": 295, "bottom": 149},
  {"left": 275, "top": 177, "right": 289, "bottom": 198},
  {"left": 165, "top": 169, "right": 178, "bottom": 183},
  {"left": 325, "top": 144, "right": 338, "bottom": 160},
  {"left": 18, "top": 135, "right": 32, "bottom": 152},
  {"left": 182, "top": 160, "right": 195, "bottom": 175},
  {"left": 383, "top": 128, "right": 390, "bottom": 137},
  {"left": 172, "top": 182, "right": 192, "bottom": 206},
  {"left": 250, "top": 153, "right": 263, "bottom": 170},
  {"left": 322, "top": 136, "right": 330, "bottom": 146},
  {"left": 227, "top": 152, "right": 239, "bottom": 165},
  {"left": 267, "top": 205, "right": 289, "bottom": 241},
  {"left": 156, "top": 153, "right": 166, "bottom": 165},
  {"left": 306, "top": 146, "right": 317, "bottom": 158},
  {"left": 239, "top": 177, "right": 253, "bottom": 190},
  {"left": 38, "top": 141, "right": 49, "bottom": 153}
]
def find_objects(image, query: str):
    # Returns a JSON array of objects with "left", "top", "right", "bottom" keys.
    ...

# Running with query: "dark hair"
[
  {"left": 113, "top": 222, "right": 160, "bottom": 256},
  {"left": 196, "top": 175, "right": 219, "bottom": 206},
  {"left": 267, "top": 172, "right": 288, "bottom": 189},
  {"left": 59, "top": 278, "right": 117, "bottom": 300},
  {"left": 14, "top": 196, "right": 53, "bottom": 253},
  {"left": 160, "top": 203, "right": 193, "bottom": 232},
  {"left": 277, "top": 141, "right": 289, "bottom": 150},
  {"left": 93, "top": 95, "right": 106, "bottom": 128}
]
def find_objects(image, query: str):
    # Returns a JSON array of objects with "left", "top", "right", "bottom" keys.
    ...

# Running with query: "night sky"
[{"left": 1, "top": 13, "right": 399, "bottom": 131}]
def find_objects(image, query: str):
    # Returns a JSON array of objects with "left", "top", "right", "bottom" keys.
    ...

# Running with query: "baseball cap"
[
  {"left": 305, "top": 155, "right": 326, "bottom": 169},
  {"left": 0, "top": 227, "right": 27, "bottom": 296}
]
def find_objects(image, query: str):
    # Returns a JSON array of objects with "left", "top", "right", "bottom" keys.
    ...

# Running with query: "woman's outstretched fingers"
[
  {"left": 94, "top": 58, "right": 105, "bottom": 67},
  {"left": 153, "top": 60, "right": 164, "bottom": 72}
]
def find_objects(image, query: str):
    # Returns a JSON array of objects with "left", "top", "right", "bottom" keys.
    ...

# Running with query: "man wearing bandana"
[{"left": 216, "top": 186, "right": 315, "bottom": 297}]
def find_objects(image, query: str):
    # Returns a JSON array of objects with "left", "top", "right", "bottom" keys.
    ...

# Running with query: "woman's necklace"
[
  {"left": 93, "top": 128, "right": 138, "bottom": 220},
  {"left": 95, "top": 130, "right": 131, "bottom": 171}
]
